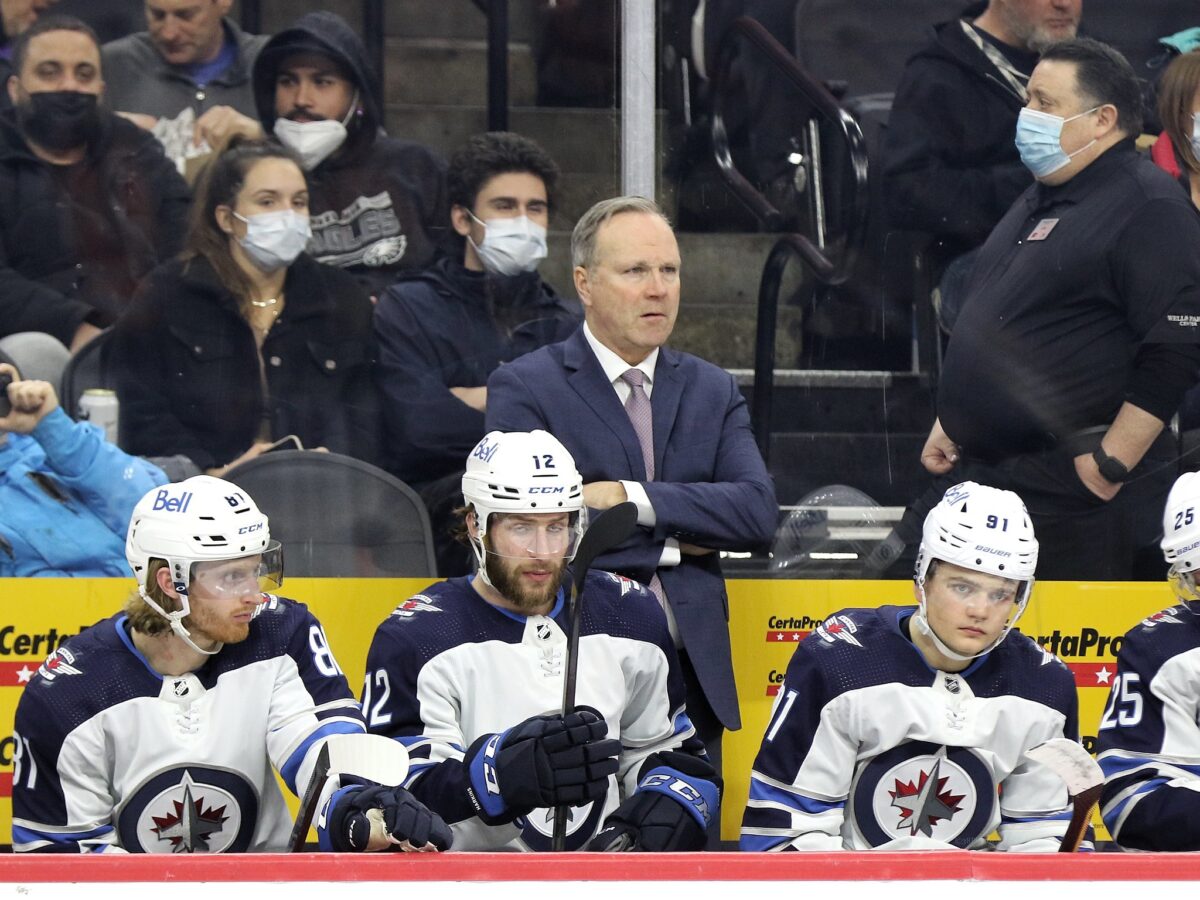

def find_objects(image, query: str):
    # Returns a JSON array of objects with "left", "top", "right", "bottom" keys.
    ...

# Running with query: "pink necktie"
[{"left": 620, "top": 368, "right": 668, "bottom": 610}]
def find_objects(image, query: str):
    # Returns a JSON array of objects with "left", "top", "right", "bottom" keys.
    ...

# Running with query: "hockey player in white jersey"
[
  {"left": 1096, "top": 471, "right": 1200, "bottom": 850},
  {"left": 363, "top": 430, "right": 719, "bottom": 851},
  {"left": 11, "top": 475, "right": 451, "bottom": 854},
  {"left": 742, "top": 481, "right": 1084, "bottom": 851}
]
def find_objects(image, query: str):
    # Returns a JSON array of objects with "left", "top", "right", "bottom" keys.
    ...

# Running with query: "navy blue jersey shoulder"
[
  {"left": 971, "top": 626, "right": 1074, "bottom": 713},
  {"left": 16, "top": 613, "right": 157, "bottom": 742},
  {"left": 1114, "top": 605, "right": 1200, "bottom": 677},
  {"left": 572, "top": 570, "right": 670, "bottom": 650},
  {"left": 789, "top": 606, "right": 933, "bottom": 697},
  {"left": 205, "top": 595, "right": 319, "bottom": 679},
  {"left": 372, "top": 577, "right": 527, "bottom": 665}
]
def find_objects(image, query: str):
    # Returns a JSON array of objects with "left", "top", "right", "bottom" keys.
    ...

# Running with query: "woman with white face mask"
[{"left": 110, "top": 138, "right": 380, "bottom": 476}]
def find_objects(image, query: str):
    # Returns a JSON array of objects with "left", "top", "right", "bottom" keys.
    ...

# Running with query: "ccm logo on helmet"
[
  {"left": 151, "top": 489, "right": 192, "bottom": 513},
  {"left": 528, "top": 487, "right": 564, "bottom": 494},
  {"left": 237, "top": 523, "right": 264, "bottom": 534}
]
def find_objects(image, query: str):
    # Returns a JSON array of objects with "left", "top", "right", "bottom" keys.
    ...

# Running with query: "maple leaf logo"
[
  {"left": 888, "top": 756, "right": 965, "bottom": 837},
  {"left": 151, "top": 781, "right": 229, "bottom": 852}
]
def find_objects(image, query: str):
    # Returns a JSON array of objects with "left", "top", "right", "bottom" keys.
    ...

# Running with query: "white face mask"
[
  {"left": 273, "top": 118, "right": 348, "bottom": 171},
  {"left": 234, "top": 210, "right": 312, "bottom": 272},
  {"left": 468, "top": 212, "right": 548, "bottom": 276}
]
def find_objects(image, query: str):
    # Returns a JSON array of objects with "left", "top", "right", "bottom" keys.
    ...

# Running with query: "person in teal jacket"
[{"left": 0, "top": 362, "right": 165, "bottom": 576}]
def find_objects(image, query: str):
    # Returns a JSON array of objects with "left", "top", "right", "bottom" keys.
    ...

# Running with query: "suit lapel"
[
  {"left": 650, "top": 347, "right": 683, "bottom": 479},
  {"left": 563, "top": 329, "right": 647, "bottom": 478}
]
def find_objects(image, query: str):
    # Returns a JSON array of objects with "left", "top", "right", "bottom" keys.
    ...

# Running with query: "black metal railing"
[
  {"left": 710, "top": 16, "right": 869, "bottom": 459},
  {"left": 242, "top": 0, "right": 508, "bottom": 131}
]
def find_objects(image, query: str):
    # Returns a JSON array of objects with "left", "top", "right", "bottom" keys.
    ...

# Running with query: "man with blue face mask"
[
  {"left": 374, "top": 132, "right": 581, "bottom": 576},
  {"left": 914, "top": 37, "right": 1200, "bottom": 582}
]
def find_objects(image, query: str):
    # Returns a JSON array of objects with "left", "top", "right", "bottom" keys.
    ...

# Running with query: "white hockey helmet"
[
  {"left": 126, "top": 476, "right": 282, "bottom": 652},
  {"left": 462, "top": 430, "right": 587, "bottom": 572},
  {"left": 913, "top": 481, "right": 1038, "bottom": 661},
  {"left": 1162, "top": 472, "right": 1200, "bottom": 602}
]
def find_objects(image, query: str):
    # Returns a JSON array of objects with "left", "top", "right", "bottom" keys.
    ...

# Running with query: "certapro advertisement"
[{"left": 0, "top": 577, "right": 1175, "bottom": 844}]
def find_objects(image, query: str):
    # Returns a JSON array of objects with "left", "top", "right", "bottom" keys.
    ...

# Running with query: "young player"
[
  {"left": 741, "top": 481, "right": 1084, "bottom": 851},
  {"left": 1096, "top": 471, "right": 1200, "bottom": 851},
  {"left": 11, "top": 475, "right": 450, "bottom": 854},
  {"left": 362, "top": 430, "right": 719, "bottom": 851}
]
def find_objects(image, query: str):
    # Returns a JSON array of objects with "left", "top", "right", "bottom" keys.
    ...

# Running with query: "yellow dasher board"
[{"left": 0, "top": 577, "right": 1174, "bottom": 844}]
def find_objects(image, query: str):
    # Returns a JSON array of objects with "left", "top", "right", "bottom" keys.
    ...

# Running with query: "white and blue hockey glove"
[
  {"left": 318, "top": 781, "right": 453, "bottom": 852},
  {"left": 465, "top": 706, "right": 620, "bottom": 825},
  {"left": 588, "top": 752, "right": 719, "bottom": 852}
]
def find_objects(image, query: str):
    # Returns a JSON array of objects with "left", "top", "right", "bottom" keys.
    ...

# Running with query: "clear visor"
[
  {"left": 189, "top": 542, "right": 283, "bottom": 597},
  {"left": 483, "top": 514, "right": 580, "bottom": 561},
  {"left": 1169, "top": 566, "right": 1200, "bottom": 602},
  {"left": 938, "top": 576, "right": 1030, "bottom": 610}
]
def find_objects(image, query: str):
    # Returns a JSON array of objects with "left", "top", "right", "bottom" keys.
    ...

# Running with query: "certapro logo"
[
  {"left": 849, "top": 742, "right": 995, "bottom": 848},
  {"left": 118, "top": 767, "right": 257, "bottom": 853}
]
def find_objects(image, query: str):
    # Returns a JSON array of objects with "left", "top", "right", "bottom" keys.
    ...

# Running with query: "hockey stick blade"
[
  {"left": 288, "top": 734, "right": 411, "bottom": 852},
  {"left": 571, "top": 501, "right": 639, "bottom": 593},
  {"left": 1026, "top": 738, "right": 1103, "bottom": 852},
  {"left": 554, "top": 501, "right": 638, "bottom": 851}
]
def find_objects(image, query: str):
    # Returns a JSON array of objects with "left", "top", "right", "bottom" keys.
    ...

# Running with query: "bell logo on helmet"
[
  {"left": 151, "top": 489, "right": 192, "bottom": 513},
  {"left": 472, "top": 436, "right": 500, "bottom": 463}
]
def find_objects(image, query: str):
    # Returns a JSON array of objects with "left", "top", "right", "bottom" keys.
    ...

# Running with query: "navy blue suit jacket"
[{"left": 486, "top": 327, "right": 777, "bottom": 729}]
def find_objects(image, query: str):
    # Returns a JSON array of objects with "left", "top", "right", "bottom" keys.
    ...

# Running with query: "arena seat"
[
  {"left": 224, "top": 449, "right": 438, "bottom": 578},
  {"left": 59, "top": 327, "right": 116, "bottom": 422}
]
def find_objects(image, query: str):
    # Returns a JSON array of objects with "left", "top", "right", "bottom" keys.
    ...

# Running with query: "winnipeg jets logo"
[
  {"left": 150, "top": 774, "right": 230, "bottom": 853},
  {"left": 850, "top": 741, "right": 994, "bottom": 848},
  {"left": 815, "top": 614, "right": 862, "bottom": 648},
  {"left": 888, "top": 755, "right": 965, "bottom": 837},
  {"left": 391, "top": 595, "right": 442, "bottom": 619},
  {"left": 37, "top": 647, "right": 82, "bottom": 681},
  {"left": 1142, "top": 608, "right": 1184, "bottom": 628}
]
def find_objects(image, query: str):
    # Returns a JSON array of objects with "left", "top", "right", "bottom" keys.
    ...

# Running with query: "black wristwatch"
[{"left": 1092, "top": 446, "right": 1130, "bottom": 484}]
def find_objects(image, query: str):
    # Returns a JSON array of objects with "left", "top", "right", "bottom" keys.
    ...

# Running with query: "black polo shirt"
[{"left": 939, "top": 139, "right": 1200, "bottom": 460}]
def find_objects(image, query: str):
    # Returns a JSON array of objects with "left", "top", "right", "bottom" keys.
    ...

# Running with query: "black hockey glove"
[
  {"left": 465, "top": 706, "right": 620, "bottom": 825},
  {"left": 318, "top": 783, "right": 453, "bottom": 852},
  {"left": 588, "top": 752, "right": 719, "bottom": 852}
]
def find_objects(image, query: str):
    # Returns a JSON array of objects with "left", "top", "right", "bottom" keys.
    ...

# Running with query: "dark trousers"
[{"left": 898, "top": 431, "right": 1178, "bottom": 581}]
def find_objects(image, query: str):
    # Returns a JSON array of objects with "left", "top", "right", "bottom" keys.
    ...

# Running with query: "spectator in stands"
[
  {"left": 883, "top": 0, "right": 1081, "bottom": 330},
  {"left": 0, "top": 14, "right": 190, "bottom": 351},
  {"left": 110, "top": 138, "right": 379, "bottom": 476},
  {"left": 918, "top": 38, "right": 1200, "bottom": 581},
  {"left": 0, "top": 0, "right": 58, "bottom": 111},
  {"left": 375, "top": 131, "right": 580, "bottom": 576},
  {"left": 1153, "top": 51, "right": 1200, "bottom": 204},
  {"left": 0, "top": 361, "right": 166, "bottom": 576},
  {"left": 486, "top": 196, "right": 778, "bottom": 794},
  {"left": 210, "top": 10, "right": 447, "bottom": 298},
  {"left": 101, "top": 0, "right": 268, "bottom": 171}
]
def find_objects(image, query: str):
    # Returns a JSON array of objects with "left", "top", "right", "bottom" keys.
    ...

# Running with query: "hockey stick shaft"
[
  {"left": 1059, "top": 784, "right": 1102, "bottom": 852},
  {"left": 553, "top": 501, "right": 638, "bottom": 851},
  {"left": 288, "top": 741, "right": 331, "bottom": 852}
]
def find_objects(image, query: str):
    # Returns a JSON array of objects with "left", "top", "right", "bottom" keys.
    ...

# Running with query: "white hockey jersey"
[
  {"left": 11, "top": 598, "right": 365, "bottom": 853},
  {"left": 362, "top": 571, "right": 704, "bottom": 851},
  {"left": 741, "top": 605, "right": 1082, "bottom": 852},
  {"left": 1096, "top": 603, "right": 1200, "bottom": 851}
]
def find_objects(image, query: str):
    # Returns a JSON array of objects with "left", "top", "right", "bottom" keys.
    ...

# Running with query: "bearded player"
[{"left": 362, "top": 430, "right": 719, "bottom": 851}]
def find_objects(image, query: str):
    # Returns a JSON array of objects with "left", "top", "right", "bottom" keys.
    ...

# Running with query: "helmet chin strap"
[
  {"left": 913, "top": 580, "right": 1025, "bottom": 663},
  {"left": 138, "top": 587, "right": 223, "bottom": 657}
]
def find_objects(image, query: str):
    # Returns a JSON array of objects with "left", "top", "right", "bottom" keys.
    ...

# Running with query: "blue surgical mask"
[{"left": 1014, "top": 106, "right": 1099, "bottom": 178}]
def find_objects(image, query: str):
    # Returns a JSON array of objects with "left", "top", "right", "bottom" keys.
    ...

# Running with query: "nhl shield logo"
[{"left": 849, "top": 741, "right": 995, "bottom": 848}]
